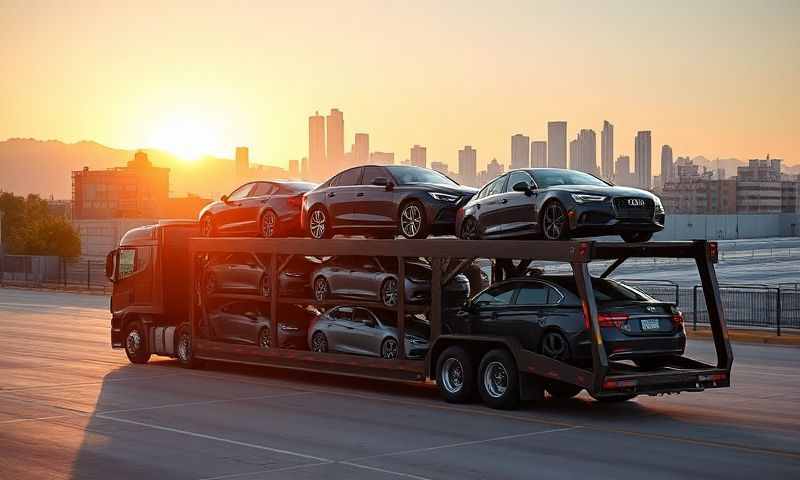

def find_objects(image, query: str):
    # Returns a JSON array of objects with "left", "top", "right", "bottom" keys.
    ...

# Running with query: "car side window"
[
  {"left": 474, "top": 283, "right": 516, "bottom": 306},
  {"left": 250, "top": 182, "right": 275, "bottom": 197},
  {"left": 475, "top": 184, "right": 491, "bottom": 200},
  {"left": 331, "top": 307, "right": 353, "bottom": 322},
  {"left": 515, "top": 282, "right": 561, "bottom": 305},
  {"left": 333, "top": 168, "right": 362, "bottom": 186},
  {"left": 228, "top": 183, "right": 254, "bottom": 201},
  {"left": 506, "top": 171, "right": 533, "bottom": 193},
  {"left": 486, "top": 176, "right": 507, "bottom": 196},
  {"left": 361, "top": 166, "right": 388, "bottom": 185},
  {"left": 354, "top": 308, "right": 376, "bottom": 326}
]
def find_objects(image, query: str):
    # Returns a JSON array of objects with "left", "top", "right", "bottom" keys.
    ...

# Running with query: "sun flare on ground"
[{"left": 147, "top": 112, "right": 225, "bottom": 161}]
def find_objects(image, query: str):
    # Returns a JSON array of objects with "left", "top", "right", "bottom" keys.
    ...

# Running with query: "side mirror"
[
  {"left": 105, "top": 250, "right": 117, "bottom": 282},
  {"left": 372, "top": 177, "right": 394, "bottom": 191},
  {"left": 220, "top": 194, "right": 229, "bottom": 203},
  {"left": 512, "top": 182, "right": 532, "bottom": 195}
]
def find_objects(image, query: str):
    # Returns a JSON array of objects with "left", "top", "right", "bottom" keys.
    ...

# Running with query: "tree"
[{"left": 0, "top": 192, "right": 81, "bottom": 257}]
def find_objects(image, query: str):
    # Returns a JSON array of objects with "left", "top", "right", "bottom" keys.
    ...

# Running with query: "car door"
[
  {"left": 226, "top": 253, "right": 263, "bottom": 292},
  {"left": 240, "top": 182, "right": 276, "bottom": 234},
  {"left": 498, "top": 170, "right": 538, "bottom": 236},
  {"left": 217, "top": 183, "right": 255, "bottom": 233},
  {"left": 352, "top": 308, "right": 384, "bottom": 356},
  {"left": 326, "top": 257, "right": 356, "bottom": 298},
  {"left": 469, "top": 282, "right": 518, "bottom": 336},
  {"left": 327, "top": 167, "right": 363, "bottom": 227},
  {"left": 355, "top": 166, "right": 396, "bottom": 228},
  {"left": 325, "top": 306, "right": 359, "bottom": 354},
  {"left": 511, "top": 281, "right": 565, "bottom": 350},
  {"left": 348, "top": 257, "right": 383, "bottom": 300},
  {"left": 475, "top": 175, "right": 509, "bottom": 237}
]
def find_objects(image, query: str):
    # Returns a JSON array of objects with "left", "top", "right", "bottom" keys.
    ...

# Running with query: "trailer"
[{"left": 108, "top": 224, "right": 732, "bottom": 409}]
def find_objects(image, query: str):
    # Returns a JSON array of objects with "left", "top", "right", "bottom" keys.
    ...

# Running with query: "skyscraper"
[
  {"left": 635, "top": 131, "right": 652, "bottom": 189},
  {"left": 601, "top": 120, "right": 614, "bottom": 179},
  {"left": 574, "top": 129, "right": 597, "bottom": 175},
  {"left": 547, "top": 121, "right": 567, "bottom": 168},
  {"left": 410, "top": 145, "right": 427, "bottom": 168},
  {"left": 458, "top": 145, "right": 477, "bottom": 186},
  {"left": 326, "top": 108, "right": 344, "bottom": 175},
  {"left": 354, "top": 133, "right": 369, "bottom": 166},
  {"left": 308, "top": 112, "right": 325, "bottom": 180},
  {"left": 288, "top": 159, "right": 300, "bottom": 178},
  {"left": 569, "top": 139, "right": 578, "bottom": 171},
  {"left": 235, "top": 146, "right": 249, "bottom": 178},
  {"left": 661, "top": 144, "right": 674, "bottom": 181},
  {"left": 510, "top": 134, "right": 530, "bottom": 169},
  {"left": 531, "top": 141, "right": 547, "bottom": 168},
  {"left": 370, "top": 152, "right": 395, "bottom": 164}
]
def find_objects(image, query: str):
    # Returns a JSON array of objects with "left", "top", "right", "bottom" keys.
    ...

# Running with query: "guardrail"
[{"left": 0, "top": 255, "right": 111, "bottom": 294}]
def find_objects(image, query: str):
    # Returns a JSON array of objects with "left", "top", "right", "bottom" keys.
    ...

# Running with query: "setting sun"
[{"left": 147, "top": 111, "right": 225, "bottom": 161}]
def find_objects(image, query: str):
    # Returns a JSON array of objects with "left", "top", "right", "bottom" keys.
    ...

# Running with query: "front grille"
[{"left": 613, "top": 197, "right": 655, "bottom": 219}]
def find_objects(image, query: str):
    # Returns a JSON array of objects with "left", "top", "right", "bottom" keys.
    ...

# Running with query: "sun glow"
[{"left": 147, "top": 112, "right": 226, "bottom": 161}]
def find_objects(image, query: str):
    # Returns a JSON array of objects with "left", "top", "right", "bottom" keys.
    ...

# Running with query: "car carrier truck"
[{"left": 106, "top": 220, "right": 732, "bottom": 409}]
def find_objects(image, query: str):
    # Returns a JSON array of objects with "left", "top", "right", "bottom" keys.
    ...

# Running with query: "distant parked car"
[
  {"left": 310, "top": 256, "right": 470, "bottom": 307},
  {"left": 203, "top": 253, "right": 319, "bottom": 298},
  {"left": 208, "top": 301, "right": 318, "bottom": 349},
  {"left": 308, "top": 306, "right": 430, "bottom": 359},
  {"left": 199, "top": 180, "right": 316, "bottom": 238},
  {"left": 446, "top": 275, "right": 686, "bottom": 382},
  {"left": 301, "top": 165, "right": 477, "bottom": 239},
  {"left": 456, "top": 168, "right": 665, "bottom": 242}
]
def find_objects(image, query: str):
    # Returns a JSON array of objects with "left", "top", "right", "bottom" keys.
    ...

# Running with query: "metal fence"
[
  {"left": 0, "top": 255, "right": 111, "bottom": 293},
  {"left": 620, "top": 279, "right": 800, "bottom": 335}
]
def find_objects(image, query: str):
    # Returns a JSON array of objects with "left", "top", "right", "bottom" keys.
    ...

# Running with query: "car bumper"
[
  {"left": 568, "top": 203, "right": 665, "bottom": 236},
  {"left": 423, "top": 197, "right": 472, "bottom": 236},
  {"left": 573, "top": 328, "right": 686, "bottom": 362}
]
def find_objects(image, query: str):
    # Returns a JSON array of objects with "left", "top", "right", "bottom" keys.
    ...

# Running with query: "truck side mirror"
[{"left": 105, "top": 250, "right": 117, "bottom": 282}]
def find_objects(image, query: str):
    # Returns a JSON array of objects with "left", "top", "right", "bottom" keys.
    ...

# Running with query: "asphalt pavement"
[{"left": 0, "top": 288, "right": 799, "bottom": 479}]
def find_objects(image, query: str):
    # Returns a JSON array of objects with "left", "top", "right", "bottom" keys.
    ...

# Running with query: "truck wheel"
[
  {"left": 176, "top": 324, "right": 203, "bottom": 369},
  {"left": 124, "top": 321, "right": 150, "bottom": 364},
  {"left": 546, "top": 381, "right": 583, "bottom": 400},
  {"left": 436, "top": 346, "right": 475, "bottom": 403},
  {"left": 478, "top": 349, "right": 520, "bottom": 409}
]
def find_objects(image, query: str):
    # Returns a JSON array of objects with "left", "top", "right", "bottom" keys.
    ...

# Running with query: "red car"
[{"left": 199, "top": 180, "right": 316, "bottom": 237}]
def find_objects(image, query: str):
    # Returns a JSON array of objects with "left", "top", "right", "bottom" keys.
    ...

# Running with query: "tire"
[
  {"left": 592, "top": 394, "right": 638, "bottom": 403},
  {"left": 308, "top": 206, "right": 332, "bottom": 239},
  {"left": 541, "top": 201, "right": 569, "bottom": 240},
  {"left": 258, "top": 327, "right": 272, "bottom": 350},
  {"left": 399, "top": 201, "right": 429, "bottom": 239},
  {"left": 478, "top": 349, "right": 520, "bottom": 409},
  {"left": 123, "top": 320, "right": 150, "bottom": 364},
  {"left": 176, "top": 324, "right": 203, "bottom": 369},
  {"left": 546, "top": 381, "right": 583, "bottom": 400},
  {"left": 200, "top": 214, "right": 214, "bottom": 237},
  {"left": 380, "top": 277, "right": 399, "bottom": 307},
  {"left": 381, "top": 337, "right": 399, "bottom": 359},
  {"left": 436, "top": 346, "right": 475, "bottom": 403},
  {"left": 310, "top": 331, "right": 328, "bottom": 352},
  {"left": 261, "top": 210, "right": 280, "bottom": 238},
  {"left": 313, "top": 276, "right": 330, "bottom": 302},
  {"left": 621, "top": 232, "right": 653, "bottom": 243},
  {"left": 459, "top": 217, "right": 479, "bottom": 240},
  {"left": 539, "top": 330, "right": 571, "bottom": 362},
  {"left": 205, "top": 272, "right": 217, "bottom": 297}
]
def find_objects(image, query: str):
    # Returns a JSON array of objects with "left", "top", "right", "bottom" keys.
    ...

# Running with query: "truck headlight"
[
  {"left": 429, "top": 192, "right": 459, "bottom": 202},
  {"left": 571, "top": 193, "right": 607, "bottom": 203}
]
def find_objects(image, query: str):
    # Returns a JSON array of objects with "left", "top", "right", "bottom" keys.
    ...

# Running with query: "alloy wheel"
[
  {"left": 311, "top": 332, "right": 328, "bottom": 352},
  {"left": 381, "top": 278, "right": 399, "bottom": 306},
  {"left": 261, "top": 211, "right": 277, "bottom": 238},
  {"left": 441, "top": 358, "right": 465, "bottom": 394},
  {"left": 400, "top": 204, "right": 423, "bottom": 238},
  {"left": 543, "top": 203, "right": 567, "bottom": 240},
  {"left": 483, "top": 361, "right": 509, "bottom": 399},
  {"left": 309, "top": 209, "right": 327, "bottom": 239},
  {"left": 460, "top": 218, "right": 478, "bottom": 240},
  {"left": 314, "top": 277, "right": 329, "bottom": 302},
  {"left": 381, "top": 338, "right": 399, "bottom": 359}
]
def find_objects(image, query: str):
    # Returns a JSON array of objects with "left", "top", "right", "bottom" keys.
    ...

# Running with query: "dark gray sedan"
[{"left": 308, "top": 306, "right": 430, "bottom": 359}]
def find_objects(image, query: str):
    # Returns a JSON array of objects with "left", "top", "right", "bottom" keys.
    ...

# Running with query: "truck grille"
[{"left": 614, "top": 197, "right": 654, "bottom": 219}]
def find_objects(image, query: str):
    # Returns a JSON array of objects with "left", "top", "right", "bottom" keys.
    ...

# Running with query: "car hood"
[
  {"left": 399, "top": 183, "right": 478, "bottom": 197},
  {"left": 544, "top": 184, "right": 656, "bottom": 199}
]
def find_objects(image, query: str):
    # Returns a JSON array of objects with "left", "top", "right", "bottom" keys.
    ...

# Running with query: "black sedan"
[
  {"left": 456, "top": 168, "right": 665, "bottom": 242},
  {"left": 301, "top": 165, "right": 477, "bottom": 239},
  {"left": 199, "top": 180, "right": 316, "bottom": 238}
]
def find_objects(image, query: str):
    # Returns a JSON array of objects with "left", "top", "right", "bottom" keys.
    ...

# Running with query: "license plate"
[{"left": 640, "top": 318, "right": 661, "bottom": 331}]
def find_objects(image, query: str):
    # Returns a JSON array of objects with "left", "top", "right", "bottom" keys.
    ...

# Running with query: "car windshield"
[
  {"left": 386, "top": 166, "right": 458, "bottom": 186},
  {"left": 531, "top": 169, "right": 609, "bottom": 188},
  {"left": 546, "top": 276, "right": 651, "bottom": 302}
]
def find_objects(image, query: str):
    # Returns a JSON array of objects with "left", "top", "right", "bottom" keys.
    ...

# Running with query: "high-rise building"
[
  {"left": 574, "top": 129, "right": 597, "bottom": 175},
  {"left": 458, "top": 145, "right": 478, "bottom": 186},
  {"left": 326, "top": 108, "right": 344, "bottom": 175},
  {"left": 635, "top": 131, "right": 652, "bottom": 189},
  {"left": 308, "top": 112, "right": 326, "bottom": 180},
  {"left": 614, "top": 155, "right": 636, "bottom": 187},
  {"left": 547, "top": 121, "right": 567, "bottom": 168},
  {"left": 531, "top": 141, "right": 547, "bottom": 168},
  {"left": 569, "top": 139, "right": 578, "bottom": 171},
  {"left": 235, "top": 146, "right": 249, "bottom": 178},
  {"left": 510, "top": 134, "right": 530, "bottom": 169},
  {"left": 431, "top": 161, "right": 449, "bottom": 175},
  {"left": 486, "top": 158, "right": 504, "bottom": 178},
  {"left": 410, "top": 145, "right": 427, "bottom": 168},
  {"left": 661, "top": 144, "right": 674, "bottom": 182},
  {"left": 370, "top": 152, "right": 395, "bottom": 164},
  {"left": 601, "top": 121, "right": 614, "bottom": 179},
  {"left": 301, "top": 157, "right": 308, "bottom": 180},
  {"left": 353, "top": 133, "right": 369, "bottom": 166},
  {"left": 288, "top": 159, "right": 300, "bottom": 179}
]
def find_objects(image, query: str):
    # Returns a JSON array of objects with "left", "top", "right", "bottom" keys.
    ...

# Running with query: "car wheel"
[
  {"left": 540, "top": 330, "right": 571, "bottom": 362},
  {"left": 380, "top": 277, "right": 399, "bottom": 307},
  {"left": 399, "top": 201, "right": 428, "bottom": 239},
  {"left": 176, "top": 324, "right": 202, "bottom": 368},
  {"left": 308, "top": 207, "right": 332, "bottom": 239},
  {"left": 436, "top": 346, "right": 475, "bottom": 403},
  {"left": 478, "top": 349, "right": 520, "bottom": 409},
  {"left": 261, "top": 210, "right": 279, "bottom": 238},
  {"left": 124, "top": 321, "right": 151, "bottom": 364},
  {"left": 260, "top": 274, "right": 271, "bottom": 297},
  {"left": 200, "top": 214, "right": 214, "bottom": 237},
  {"left": 314, "top": 277, "right": 330, "bottom": 302},
  {"left": 621, "top": 232, "right": 653, "bottom": 243},
  {"left": 205, "top": 272, "right": 217, "bottom": 297},
  {"left": 258, "top": 327, "right": 271, "bottom": 349},
  {"left": 459, "top": 217, "right": 479, "bottom": 240},
  {"left": 546, "top": 381, "right": 583, "bottom": 399},
  {"left": 381, "top": 337, "right": 399, "bottom": 359},
  {"left": 310, "top": 331, "right": 328, "bottom": 352},
  {"left": 541, "top": 201, "right": 569, "bottom": 240}
]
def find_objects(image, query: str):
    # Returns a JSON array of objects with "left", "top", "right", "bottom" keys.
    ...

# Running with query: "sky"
[{"left": 1, "top": 0, "right": 798, "bottom": 174}]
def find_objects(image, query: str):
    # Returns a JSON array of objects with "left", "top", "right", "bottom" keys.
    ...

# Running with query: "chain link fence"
[{"left": 0, "top": 255, "right": 111, "bottom": 293}]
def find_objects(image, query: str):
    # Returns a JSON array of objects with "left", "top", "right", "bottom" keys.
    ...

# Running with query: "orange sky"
[{"left": 1, "top": 1, "right": 798, "bottom": 174}]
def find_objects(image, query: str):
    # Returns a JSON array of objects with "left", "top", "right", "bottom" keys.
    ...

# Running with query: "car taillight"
[
  {"left": 288, "top": 195, "right": 303, "bottom": 209},
  {"left": 598, "top": 312, "right": 629, "bottom": 329},
  {"left": 672, "top": 311, "right": 684, "bottom": 327}
]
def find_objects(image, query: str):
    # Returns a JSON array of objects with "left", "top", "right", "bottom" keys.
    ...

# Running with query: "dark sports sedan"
[
  {"left": 208, "top": 301, "right": 318, "bottom": 349},
  {"left": 202, "top": 253, "right": 320, "bottom": 298},
  {"left": 301, "top": 165, "right": 477, "bottom": 239},
  {"left": 456, "top": 168, "right": 665, "bottom": 242},
  {"left": 199, "top": 180, "right": 316, "bottom": 238}
]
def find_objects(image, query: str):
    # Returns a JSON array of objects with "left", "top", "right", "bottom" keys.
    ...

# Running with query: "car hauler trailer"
[{"left": 108, "top": 223, "right": 732, "bottom": 409}]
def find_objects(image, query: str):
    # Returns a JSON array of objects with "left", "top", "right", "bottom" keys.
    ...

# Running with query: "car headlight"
[
  {"left": 571, "top": 193, "right": 607, "bottom": 203},
  {"left": 653, "top": 197, "right": 665, "bottom": 213},
  {"left": 429, "top": 192, "right": 459, "bottom": 202}
]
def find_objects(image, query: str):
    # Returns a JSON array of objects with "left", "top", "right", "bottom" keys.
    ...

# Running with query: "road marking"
[
  {"left": 339, "top": 461, "right": 434, "bottom": 480},
  {"left": 198, "top": 462, "right": 333, "bottom": 480}
]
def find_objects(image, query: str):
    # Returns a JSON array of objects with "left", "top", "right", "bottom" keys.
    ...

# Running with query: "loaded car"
[
  {"left": 446, "top": 275, "right": 686, "bottom": 375},
  {"left": 203, "top": 253, "right": 319, "bottom": 298},
  {"left": 301, "top": 165, "right": 477, "bottom": 239},
  {"left": 308, "top": 306, "right": 430, "bottom": 359},
  {"left": 199, "top": 180, "right": 316, "bottom": 238},
  {"left": 456, "top": 168, "right": 665, "bottom": 243},
  {"left": 310, "top": 256, "right": 470, "bottom": 308},
  {"left": 208, "top": 301, "right": 318, "bottom": 349}
]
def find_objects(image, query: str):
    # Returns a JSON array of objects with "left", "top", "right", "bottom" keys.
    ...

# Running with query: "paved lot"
[{"left": 0, "top": 288, "right": 798, "bottom": 479}]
